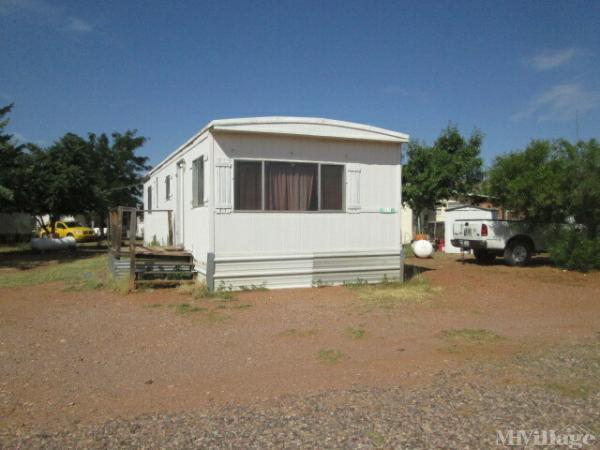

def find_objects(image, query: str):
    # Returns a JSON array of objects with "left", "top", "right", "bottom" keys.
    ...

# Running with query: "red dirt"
[{"left": 1, "top": 254, "right": 599, "bottom": 430}]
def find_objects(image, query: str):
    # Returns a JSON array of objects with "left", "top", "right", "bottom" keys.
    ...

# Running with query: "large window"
[
  {"left": 234, "top": 160, "right": 344, "bottom": 211},
  {"left": 192, "top": 158, "right": 204, "bottom": 207}
]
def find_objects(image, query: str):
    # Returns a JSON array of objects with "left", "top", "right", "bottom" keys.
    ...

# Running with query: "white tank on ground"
[
  {"left": 31, "top": 236, "right": 77, "bottom": 251},
  {"left": 411, "top": 239, "right": 434, "bottom": 258}
]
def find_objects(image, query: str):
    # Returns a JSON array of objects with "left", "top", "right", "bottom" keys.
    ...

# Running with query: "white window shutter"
[
  {"left": 215, "top": 159, "right": 233, "bottom": 212},
  {"left": 347, "top": 165, "right": 361, "bottom": 212}
]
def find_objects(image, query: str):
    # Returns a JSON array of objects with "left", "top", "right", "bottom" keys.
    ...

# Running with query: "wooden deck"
[{"left": 113, "top": 245, "right": 190, "bottom": 258}]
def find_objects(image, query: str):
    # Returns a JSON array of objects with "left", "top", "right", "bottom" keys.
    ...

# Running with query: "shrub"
[{"left": 548, "top": 227, "right": 600, "bottom": 272}]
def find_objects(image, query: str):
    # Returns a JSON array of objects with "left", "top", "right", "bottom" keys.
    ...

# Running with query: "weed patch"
[
  {"left": 317, "top": 349, "right": 344, "bottom": 364},
  {"left": 177, "top": 282, "right": 235, "bottom": 301},
  {"left": 438, "top": 328, "right": 503, "bottom": 343},
  {"left": 543, "top": 381, "right": 592, "bottom": 399},
  {"left": 349, "top": 275, "right": 439, "bottom": 311},
  {"left": 175, "top": 303, "right": 207, "bottom": 314},
  {"left": 345, "top": 326, "right": 366, "bottom": 339},
  {"left": 279, "top": 328, "right": 319, "bottom": 337}
]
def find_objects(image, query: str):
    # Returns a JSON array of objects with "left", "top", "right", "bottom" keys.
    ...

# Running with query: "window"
[
  {"left": 147, "top": 186, "right": 152, "bottom": 213},
  {"left": 265, "top": 161, "right": 317, "bottom": 211},
  {"left": 320, "top": 164, "right": 344, "bottom": 210},
  {"left": 234, "top": 160, "right": 344, "bottom": 212},
  {"left": 56, "top": 222, "right": 66, "bottom": 229},
  {"left": 192, "top": 157, "right": 204, "bottom": 207},
  {"left": 165, "top": 175, "right": 171, "bottom": 200},
  {"left": 235, "top": 160, "right": 262, "bottom": 210},
  {"left": 64, "top": 221, "right": 83, "bottom": 227}
]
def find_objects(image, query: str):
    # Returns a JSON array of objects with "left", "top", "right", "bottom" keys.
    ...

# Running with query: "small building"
[
  {"left": 0, "top": 213, "right": 34, "bottom": 243},
  {"left": 444, "top": 205, "right": 498, "bottom": 254},
  {"left": 144, "top": 117, "right": 409, "bottom": 289}
]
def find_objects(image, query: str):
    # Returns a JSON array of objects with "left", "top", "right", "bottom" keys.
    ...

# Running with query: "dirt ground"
[{"left": 1, "top": 252, "right": 599, "bottom": 432}]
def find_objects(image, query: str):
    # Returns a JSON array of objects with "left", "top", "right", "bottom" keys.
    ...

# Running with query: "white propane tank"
[
  {"left": 31, "top": 236, "right": 77, "bottom": 251},
  {"left": 411, "top": 239, "right": 434, "bottom": 258}
]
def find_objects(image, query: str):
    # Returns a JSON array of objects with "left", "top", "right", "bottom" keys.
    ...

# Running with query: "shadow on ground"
[
  {"left": 453, "top": 254, "right": 554, "bottom": 268},
  {"left": 404, "top": 263, "right": 433, "bottom": 281}
]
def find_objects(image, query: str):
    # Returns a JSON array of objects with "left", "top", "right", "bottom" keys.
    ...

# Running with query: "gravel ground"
[{"left": 3, "top": 340, "right": 598, "bottom": 450}]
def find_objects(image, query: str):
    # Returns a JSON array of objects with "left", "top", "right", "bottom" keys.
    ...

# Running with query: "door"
[{"left": 175, "top": 160, "right": 185, "bottom": 246}]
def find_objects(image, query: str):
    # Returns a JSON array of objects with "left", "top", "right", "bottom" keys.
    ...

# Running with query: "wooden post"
[
  {"left": 128, "top": 210, "right": 137, "bottom": 291},
  {"left": 116, "top": 207, "right": 123, "bottom": 253},
  {"left": 167, "top": 210, "right": 173, "bottom": 247}
]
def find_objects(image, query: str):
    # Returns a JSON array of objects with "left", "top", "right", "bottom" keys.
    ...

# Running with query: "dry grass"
[
  {"left": 543, "top": 381, "right": 592, "bottom": 399},
  {"left": 317, "top": 349, "right": 344, "bottom": 364},
  {"left": 437, "top": 328, "right": 504, "bottom": 354},
  {"left": 349, "top": 275, "right": 440, "bottom": 311},
  {"left": 176, "top": 282, "right": 234, "bottom": 300},
  {"left": 174, "top": 303, "right": 208, "bottom": 314},
  {"left": 345, "top": 326, "right": 366, "bottom": 339},
  {"left": 279, "top": 328, "right": 320, "bottom": 338},
  {"left": 437, "top": 328, "right": 503, "bottom": 343}
]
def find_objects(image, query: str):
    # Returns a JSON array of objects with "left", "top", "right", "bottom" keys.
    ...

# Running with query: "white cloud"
[
  {"left": 0, "top": 0, "right": 58, "bottom": 17},
  {"left": 10, "top": 131, "right": 46, "bottom": 146},
  {"left": 0, "top": 0, "right": 93, "bottom": 34},
  {"left": 524, "top": 48, "right": 580, "bottom": 71},
  {"left": 66, "top": 16, "right": 92, "bottom": 33},
  {"left": 512, "top": 83, "right": 600, "bottom": 122}
]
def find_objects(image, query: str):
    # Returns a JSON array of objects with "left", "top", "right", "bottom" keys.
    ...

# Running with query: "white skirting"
[{"left": 210, "top": 250, "right": 403, "bottom": 290}]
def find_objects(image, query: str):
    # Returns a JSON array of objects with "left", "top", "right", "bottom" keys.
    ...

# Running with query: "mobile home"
[{"left": 144, "top": 117, "right": 409, "bottom": 289}]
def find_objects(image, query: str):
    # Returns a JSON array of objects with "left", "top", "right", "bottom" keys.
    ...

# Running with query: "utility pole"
[{"left": 576, "top": 110, "right": 580, "bottom": 141}]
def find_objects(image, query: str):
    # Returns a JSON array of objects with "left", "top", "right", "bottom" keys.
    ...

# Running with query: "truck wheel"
[
  {"left": 474, "top": 249, "right": 496, "bottom": 264},
  {"left": 504, "top": 240, "right": 531, "bottom": 267}
]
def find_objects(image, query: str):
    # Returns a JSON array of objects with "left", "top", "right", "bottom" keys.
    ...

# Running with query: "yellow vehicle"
[{"left": 39, "top": 221, "right": 97, "bottom": 242}]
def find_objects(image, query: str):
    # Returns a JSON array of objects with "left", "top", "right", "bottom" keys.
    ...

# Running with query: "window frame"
[
  {"left": 233, "top": 158, "right": 345, "bottom": 213},
  {"left": 192, "top": 157, "right": 205, "bottom": 208}
]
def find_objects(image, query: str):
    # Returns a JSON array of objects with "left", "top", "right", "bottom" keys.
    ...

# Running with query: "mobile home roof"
[{"left": 148, "top": 117, "right": 409, "bottom": 177}]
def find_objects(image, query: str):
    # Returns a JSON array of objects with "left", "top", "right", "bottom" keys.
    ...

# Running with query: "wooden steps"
[{"left": 108, "top": 245, "right": 196, "bottom": 289}]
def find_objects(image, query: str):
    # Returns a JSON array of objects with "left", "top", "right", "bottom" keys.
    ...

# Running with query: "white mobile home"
[{"left": 144, "top": 117, "right": 409, "bottom": 289}]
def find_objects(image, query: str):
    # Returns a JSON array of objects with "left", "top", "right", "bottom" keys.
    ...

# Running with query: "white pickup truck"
[{"left": 451, "top": 220, "right": 548, "bottom": 266}]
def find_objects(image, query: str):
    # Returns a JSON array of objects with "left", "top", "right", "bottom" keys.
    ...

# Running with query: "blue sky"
[{"left": 1, "top": 0, "right": 599, "bottom": 167}]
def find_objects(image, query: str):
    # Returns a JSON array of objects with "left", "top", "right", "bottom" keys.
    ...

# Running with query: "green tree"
[
  {"left": 403, "top": 125, "right": 484, "bottom": 231},
  {"left": 486, "top": 138, "right": 600, "bottom": 271},
  {"left": 486, "top": 139, "right": 599, "bottom": 237},
  {"left": 0, "top": 103, "right": 150, "bottom": 235},
  {"left": 22, "top": 134, "right": 95, "bottom": 233},
  {"left": 87, "top": 130, "right": 150, "bottom": 234},
  {"left": 0, "top": 103, "right": 25, "bottom": 207}
]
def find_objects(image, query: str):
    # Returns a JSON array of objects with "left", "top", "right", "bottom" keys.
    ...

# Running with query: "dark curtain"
[
  {"left": 235, "top": 161, "right": 262, "bottom": 210},
  {"left": 266, "top": 162, "right": 317, "bottom": 211}
]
